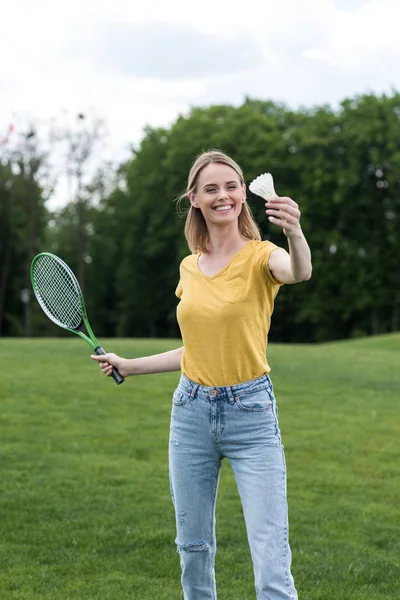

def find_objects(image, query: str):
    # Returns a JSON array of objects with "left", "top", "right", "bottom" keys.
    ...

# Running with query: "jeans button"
[{"left": 210, "top": 390, "right": 217, "bottom": 397}]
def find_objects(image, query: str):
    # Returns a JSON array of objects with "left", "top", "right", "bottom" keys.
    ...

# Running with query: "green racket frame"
[{"left": 30, "top": 252, "right": 124, "bottom": 385}]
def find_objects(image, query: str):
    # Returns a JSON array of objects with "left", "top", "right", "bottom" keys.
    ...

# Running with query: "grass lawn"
[{"left": 0, "top": 335, "right": 399, "bottom": 599}]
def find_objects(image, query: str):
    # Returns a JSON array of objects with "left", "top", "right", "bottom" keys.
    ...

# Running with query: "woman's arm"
[
  {"left": 91, "top": 346, "right": 184, "bottom": 378},
  {"left": 266, "top": 195, "right": 312, "bottom": 284},
  {"left": 269, "top": 233, "right": 312, "bottom": 284}
]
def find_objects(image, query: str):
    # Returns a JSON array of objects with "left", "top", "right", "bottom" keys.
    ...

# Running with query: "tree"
[
  {"left": 4, "top": 93, "right": 400, "bottom": 342},
  {"left": 55, "top": 113, "right": 107, "bottom": 295},
  {"left": 0, "top": 128, "right": 48, "bottom": 336}
]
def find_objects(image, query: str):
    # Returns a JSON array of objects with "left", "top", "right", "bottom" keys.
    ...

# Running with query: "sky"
[{"left": 1, "top": 0, "right": 400, "bottom": 207}]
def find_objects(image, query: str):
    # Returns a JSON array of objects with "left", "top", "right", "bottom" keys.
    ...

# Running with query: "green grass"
[{"left": 0, "top": 335, "right": 399, "bottom": 599}]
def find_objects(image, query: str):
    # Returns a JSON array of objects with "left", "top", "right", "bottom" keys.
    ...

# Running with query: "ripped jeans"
[{"left": 169, "top": 373, "right": 298, "bottom": 600}]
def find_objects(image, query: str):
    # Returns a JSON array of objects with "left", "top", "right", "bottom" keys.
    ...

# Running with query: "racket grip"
[{"left": 95, "top": 346, "right": 125, "bottom": 385}]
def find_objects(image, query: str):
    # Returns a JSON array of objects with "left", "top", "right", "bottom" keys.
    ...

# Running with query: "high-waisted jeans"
[{"left": 168, "top": 373, "right": 298, "bottom": 600}]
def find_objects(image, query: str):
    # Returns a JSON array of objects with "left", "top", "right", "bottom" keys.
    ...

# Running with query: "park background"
[
  {"left": 1, "top": 92, "right": 400, "bottom": 343},
  {"left": 1, "top": 0, "right": 399, "bottom": 598}
]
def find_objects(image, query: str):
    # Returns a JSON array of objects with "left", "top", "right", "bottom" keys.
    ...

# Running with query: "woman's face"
[{"left": 189, "top": 163, "right": 246, "bottom": 226}]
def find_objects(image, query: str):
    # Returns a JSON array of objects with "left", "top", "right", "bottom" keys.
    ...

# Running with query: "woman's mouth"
[{"left": 212, "top": 204, "right": 234, "bottom": 212}]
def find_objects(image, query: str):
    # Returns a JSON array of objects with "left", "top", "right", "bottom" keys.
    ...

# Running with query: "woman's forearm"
[
  {"left": 126, "top": 346, "right": 184, "bottom": 376},
  {"left": 287, "top": 229, "right": 312, "bottom": 281}
]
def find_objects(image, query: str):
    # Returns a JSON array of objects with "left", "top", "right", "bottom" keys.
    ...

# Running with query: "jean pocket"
[
  {"left": 234, "top": 388, "right": 273, "bottom": 412},
  {"left": 172, "top": 389, "right": 189, "bottom": 407}
]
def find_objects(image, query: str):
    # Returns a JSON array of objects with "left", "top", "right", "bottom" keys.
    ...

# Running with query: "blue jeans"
[{"left": 169, "top": 373, "right": 298, "bottom": 600}]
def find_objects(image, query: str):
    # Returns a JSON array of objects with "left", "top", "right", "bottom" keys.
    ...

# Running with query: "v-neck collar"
[{"left": 196, "top": 240, "right": 254, "bottom": 280}]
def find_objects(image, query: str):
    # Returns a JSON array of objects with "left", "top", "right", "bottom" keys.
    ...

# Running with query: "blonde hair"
[{"left": 177, "top": 150, "right": 261, "bottom": 254}]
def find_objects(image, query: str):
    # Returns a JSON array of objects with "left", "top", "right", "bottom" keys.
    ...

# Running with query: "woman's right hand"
[{"left": 90, "top": 353, "right": 129, "bottom": 378}]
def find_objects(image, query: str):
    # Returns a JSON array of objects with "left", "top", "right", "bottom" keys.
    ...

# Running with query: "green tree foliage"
[
  {"left": 114, "top": 128, "right": 183, "bottom": 338},
  {"left": 0, "top": 131, "right": 48, "bottom": 336},
  {"left": 2, "top": 92, "right": 400, "bottom": 342}
]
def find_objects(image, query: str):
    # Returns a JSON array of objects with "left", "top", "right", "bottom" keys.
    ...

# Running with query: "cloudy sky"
[{"left": 1, "top": 0, "right": 399, "bottom": 205}]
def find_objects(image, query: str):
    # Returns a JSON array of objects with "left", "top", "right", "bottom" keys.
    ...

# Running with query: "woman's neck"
[{"left": 206, "top": 233, "right": 249, "bottom": 256}]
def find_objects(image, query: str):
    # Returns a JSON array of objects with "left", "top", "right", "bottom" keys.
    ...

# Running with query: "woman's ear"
[{"left": 189, "top": 192, "right": 199, "bottom": 208}]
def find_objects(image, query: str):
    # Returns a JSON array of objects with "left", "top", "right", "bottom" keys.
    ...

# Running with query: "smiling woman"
[
  {"left": 91, "top": 148, "right": 312, "bottom": 600},
  {"left": 178, "top": 150, "right": 261, "bottom": 255}
]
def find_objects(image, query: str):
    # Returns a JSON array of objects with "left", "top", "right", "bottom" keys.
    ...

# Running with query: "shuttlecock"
[{"left": 249, "top": 172, "right": 277, "bottom": 200}]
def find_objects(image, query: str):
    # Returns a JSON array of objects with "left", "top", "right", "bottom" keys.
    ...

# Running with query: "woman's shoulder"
[
  {"left": 179, "top": 253, "right": 198, "bottom": 270},
  {"left": 253, "top": 238, "right": 278, "bottom": 249},
  {"left": 251, "top": 239, "right": 279, "bottom": 260}
]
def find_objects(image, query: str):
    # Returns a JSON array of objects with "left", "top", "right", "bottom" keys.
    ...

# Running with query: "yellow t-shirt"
[{"left": 175, "top": 240, "right": 283, "bottom": 386}]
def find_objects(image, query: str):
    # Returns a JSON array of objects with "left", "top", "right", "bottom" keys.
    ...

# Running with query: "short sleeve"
[
  {"left": 260, "top": 242, "right": 284, "bottom": 286},
  {"left": 175, "top": 280, "right": 183, "bottom": 299}
]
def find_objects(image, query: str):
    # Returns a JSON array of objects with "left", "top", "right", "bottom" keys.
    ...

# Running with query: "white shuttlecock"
[{"left": 249, "top": 172, "right": 277, "bottom": 200}]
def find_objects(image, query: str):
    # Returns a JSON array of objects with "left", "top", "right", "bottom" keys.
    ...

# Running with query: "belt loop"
[
  {"left": 226, "top": 386, "right": 235, "bottom": 404},
  {"left": 189, "top": 382, "right": 200, "bottom": 400}
]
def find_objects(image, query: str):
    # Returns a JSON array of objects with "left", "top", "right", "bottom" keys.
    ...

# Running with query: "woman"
[{"left": 92, "top": 150, "right": 312, "bottom": 599}]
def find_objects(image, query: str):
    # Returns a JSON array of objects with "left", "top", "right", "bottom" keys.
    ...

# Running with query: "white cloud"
[
  {"left": 62, "top": 21, "right": 264, "bottom": 79},
  {"left": 1, "top": 0, "right": 399, "bottom": 208}
]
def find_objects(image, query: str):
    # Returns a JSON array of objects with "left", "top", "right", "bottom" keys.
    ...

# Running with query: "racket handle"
[{"left": 94, "top": 346, "right": 125, "bottom": 385}]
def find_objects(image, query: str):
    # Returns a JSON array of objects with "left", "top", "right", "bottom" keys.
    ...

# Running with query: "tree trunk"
[
  {"left": 392, "top": 291, "right": 399, "bottom": 332},
  {"left": 24, "top": 191, "right": 38, "bottom": 337},
  {"left": 0, "top": 194, "right": 13, "bottom": 336},
  {"left": 76, "top": 198, "right": 86, "bottom": 295},
  {"left": 370, "top": 310, "right": 379, "bottom": 335},
  {"left": 0, "top": 236, "right": 13, "bottom": 336}
]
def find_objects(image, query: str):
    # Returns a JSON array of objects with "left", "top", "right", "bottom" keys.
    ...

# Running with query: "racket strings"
[{"left": 33, "top": 256, "right": 83, "bottom": 329}]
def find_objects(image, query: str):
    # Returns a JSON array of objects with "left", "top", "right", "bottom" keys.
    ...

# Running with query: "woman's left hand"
[{"left": 266, "top": 197, "right": 302, "bottom": 238}]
